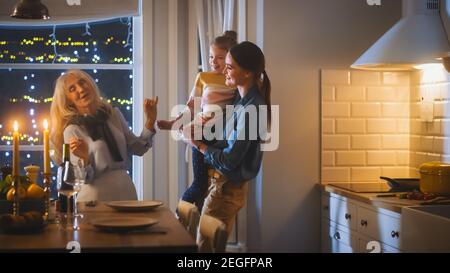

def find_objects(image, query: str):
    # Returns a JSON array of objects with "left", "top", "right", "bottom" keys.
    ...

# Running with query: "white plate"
[
  {"left": 91, "top": 217, "right": 158, "bottom": 232},
  {"left": 105, "top": 200, "right": 163, "bottom": 212}
]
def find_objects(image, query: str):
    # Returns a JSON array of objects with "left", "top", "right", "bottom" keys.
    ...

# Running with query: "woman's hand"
[
  {"left": 144, "top": 96, "right": 158, "bottom": 131},
  {"left": 69, "top": 137, "right": 89, "bottom": 165},
  {"left": 180, "top": 125, "right": 207, "bottom": 154}
]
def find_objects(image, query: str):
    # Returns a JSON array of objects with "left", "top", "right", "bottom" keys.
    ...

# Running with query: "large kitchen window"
[{"left": 0, "top": 18, "right": 136, "bottom": 196}]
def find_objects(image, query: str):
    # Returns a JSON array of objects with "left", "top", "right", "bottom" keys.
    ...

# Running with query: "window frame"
[{"left": 0, "top": 17, "right": 143, "bottom": 197}]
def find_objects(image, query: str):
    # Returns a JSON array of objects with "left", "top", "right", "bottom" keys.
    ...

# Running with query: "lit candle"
[
  {"left": 12, "top": 121, "right": 19, "bottom": 177},
  {"left": 43, "top": 119, "right": 50, "bottom": 174}
]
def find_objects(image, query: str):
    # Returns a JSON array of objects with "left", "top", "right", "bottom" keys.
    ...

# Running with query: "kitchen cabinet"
[{"left": 321, "top": 191, "right": 402, "bottom": 253}]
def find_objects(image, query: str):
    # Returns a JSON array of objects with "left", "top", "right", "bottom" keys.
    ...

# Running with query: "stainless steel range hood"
[{"left": 352, "top": 0, "right": 450, "bottom": 71}]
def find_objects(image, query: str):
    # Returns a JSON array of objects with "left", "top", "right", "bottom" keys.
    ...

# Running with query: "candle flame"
[
  {"left": 43, "top": 119, "right": 48, "bottom": 130},
  {"left": 13, "top": 121, "right": 18, "bottom": 132}
]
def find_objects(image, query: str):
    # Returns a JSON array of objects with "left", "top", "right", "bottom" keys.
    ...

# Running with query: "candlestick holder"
[
  {"left": 12, "top": 174, "right": 20, "bottom": 216},
  {"left": 42, "top": 172, "right": 52, "bottom": 221}
]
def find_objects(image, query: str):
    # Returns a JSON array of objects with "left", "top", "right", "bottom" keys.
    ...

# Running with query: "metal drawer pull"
[
  {"left": 360, "top": 220, "right": 368, "bottom": 227},
  {"left": 345, "top": 213, "right": 351, "bottom": 220},
  {"left": 391, "top": 231, "right": 399, "bottom": 238},
  {"left": 333, "top": 232, "right": 341, "bottom": 240}
]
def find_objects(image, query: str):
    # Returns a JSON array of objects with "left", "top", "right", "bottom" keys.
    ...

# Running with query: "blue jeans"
[{"left": 181, "top": 147, "right": 208, "bottom": 211}]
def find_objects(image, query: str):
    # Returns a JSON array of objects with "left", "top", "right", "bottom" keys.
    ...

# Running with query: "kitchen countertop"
[{"left": 322, "top": 184, "right": 430, "bottom": 214}]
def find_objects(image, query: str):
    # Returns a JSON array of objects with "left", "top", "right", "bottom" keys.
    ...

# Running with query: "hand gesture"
[{"left": 68, "top": 137, "right": 89, "bottom": 165}]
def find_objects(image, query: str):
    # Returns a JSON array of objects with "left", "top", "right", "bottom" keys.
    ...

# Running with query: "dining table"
[{"left": 0, "top": 201, "right": 198, "bottom": 253}]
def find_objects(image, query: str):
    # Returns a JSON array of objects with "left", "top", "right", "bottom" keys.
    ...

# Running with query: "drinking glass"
[{"left": 56, "top": 160, "right": 86, "bottom": 230}]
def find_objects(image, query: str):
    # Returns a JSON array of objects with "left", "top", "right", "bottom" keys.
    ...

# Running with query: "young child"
[{"left": 157, "top": 31, "right": 237, "bottom": 212}]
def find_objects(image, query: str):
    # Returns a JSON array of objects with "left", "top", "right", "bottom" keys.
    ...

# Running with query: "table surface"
[{"left": 0, "top": 202, "right": 197, "bottom": 253}]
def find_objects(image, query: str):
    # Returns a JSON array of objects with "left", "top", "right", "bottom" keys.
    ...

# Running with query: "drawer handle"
[
  {"left": 360, "top": 220, "right": 368, "bottom": 227},
  {"left": 391, "top": 231, "right": 399, "bottom": 238},
  {"left": 333, "top": 232, "right": 341, "bottom": 240},
  {"left": 345, "top": 213, "right": 351, "bottom": 220}
]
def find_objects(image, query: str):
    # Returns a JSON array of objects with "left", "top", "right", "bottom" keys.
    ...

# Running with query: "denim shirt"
[{"left": 204, "top": 85, "right": 266, "bottom": 184}]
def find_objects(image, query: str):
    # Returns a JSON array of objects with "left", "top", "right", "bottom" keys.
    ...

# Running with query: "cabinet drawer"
[
  {"left": 357, "top": 206, "right": 401, "bottom": 249},
  {"left": 326, "top": 196, "right": 357, "bottom": 230},
  {"left": 322, "top": 219, "right": 357, "bottom": 253}
]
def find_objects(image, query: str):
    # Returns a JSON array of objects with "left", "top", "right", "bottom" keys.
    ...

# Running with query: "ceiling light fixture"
[{"left": 10, "top": 0, "right": 50, "bottom": 20}]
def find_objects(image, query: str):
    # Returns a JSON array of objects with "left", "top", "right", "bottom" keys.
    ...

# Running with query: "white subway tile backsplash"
[
  {"left": 323, "top": 135, "right": 350, "bottom": 150},
  {"left": 321, "top": 69, "right": 450, "bottom": 183},
  {"left": 351, "top": 103, "right": 381, "bottom": 117},
  {"left": 420, "top": 136, "right": 434, "bottom": 152},
  {"left": 433, "top": 101, "right": 450, "bottom": 118},
  {"left": 351, "top": 167, "right": 380, "bottom": 182},
  {"left": 336, "top": 151, "right": 366, "bottom": 166},
  {"left": 410, "top": 135, "right": 421, "bottom": 150},
  {"left": 426, "top": 153, "right": 442, "bottom": 162},
  {"left": 322, "top": 167, "right": 350, "bottom": 182},
  {"left": 396, "top": 151, "right": 410, "bottom": 165},
  {"left": 381, "top": 167, "right": 411, "bottom": 177},
  {"left": 366, "top": 86, "right": 410, "bottom": 102},
  {"left": 322, "top": 119, "right": 335, "bottom": 134},
  {"left": 441, "top": 119, "right": 450, "bottom": 136},
  {"left": 397, "top": 119, "right": 410, "bottom": 133},
  {"left": 336, "top": 86, "right": 365, "bottom": 101},
  {"left": 322, "top": 85, "right": 335, "bottom": 101},
  {"left": 440, "top": 83, "right": 450, "bottom": 100},
  {"left": 382, "top": 103, "right": 410, "bottom": 118},
  {"left": 383, "top": 72, "right": 410, "bottom": 86},
  {"left": 367, "top": 119, "right": 397, "bottom": 133},
  {"left": 322, "top": 151, "right": 335, "bottom": 166},
  {"left": 351, "top": 135, "right": 381, "bottom": 149},
  {"left": 351, "top": 71, "right": 381, "bottom": 86},
  {"left": 322, "top": 102, "right": 350, "bottom": 117},
  {"left": 382, "top": 135, "right": 410, "bottom": 150},
  {"left": 410, "top": 86, "right": 421, "bottom": 102},
  {"left": 397, "top": 87, "right": 410, "bottom": 102},
  {"left": 410, "top": 119, "right": 424, "bottom": 134},
  {"left": 367, "top": 87, "right": 398, "bottom": 102},
  {"left": 322, "top": 70, "right": 350, "bottom": 85},
  {"left": 433, "top": 137, "right": 450, "bottom": 154},
  {"left": 420, "top": 136, "right": 433, "bottom": 153},
  {"left": 336, "top": 119, "right": 365, "bottom": 133},
  {"left": 367, "top": 151, "right": 397, "bottom": 165},
  {"left": 426, "top": 120, "right": 441, "bottom": 135},
  {"left": 410, "top": 103, "right": 421, "bottom": 118}
]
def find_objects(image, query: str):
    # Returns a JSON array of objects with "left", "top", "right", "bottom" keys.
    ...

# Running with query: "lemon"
[
  {"left": 6, "top": 186, "right": 26, "bottom": 201},
  {"left": 26, "top": 184, "right": 45, "bottom": 199}
]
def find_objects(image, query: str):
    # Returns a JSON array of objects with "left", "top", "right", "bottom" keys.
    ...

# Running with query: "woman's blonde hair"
[{"left": 50, "top": 69, "right": 112, "bottom": 164}]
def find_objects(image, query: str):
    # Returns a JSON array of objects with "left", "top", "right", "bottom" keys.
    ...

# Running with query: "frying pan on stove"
[{"left": 380, "top": 176, "right": 420, "bottom": 191}]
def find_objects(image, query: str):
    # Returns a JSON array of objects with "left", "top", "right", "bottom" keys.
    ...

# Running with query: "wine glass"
[{"left": 56, "top": 159, "right": 86, "bottom": 230}]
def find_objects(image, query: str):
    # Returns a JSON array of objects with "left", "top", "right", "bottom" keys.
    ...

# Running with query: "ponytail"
[{"left": 260, "top": 71, "right": 271, "bottom": 130}]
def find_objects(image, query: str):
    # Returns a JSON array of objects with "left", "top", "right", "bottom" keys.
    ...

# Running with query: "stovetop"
[{"left": 328, "top": 182, "right": 393, "bottom": 193}]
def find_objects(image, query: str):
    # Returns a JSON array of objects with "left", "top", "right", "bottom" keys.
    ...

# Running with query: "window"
[{"left": 0, "top": 18, "right": 135, "bottom": 196}]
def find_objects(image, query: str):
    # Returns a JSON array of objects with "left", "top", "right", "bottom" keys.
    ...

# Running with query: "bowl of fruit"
[
  {"left": 0, "top": 211, "right": 46, "bottom": 234},
  {"left": 0, "top": 174, "right": 46, "bottom": 215}
]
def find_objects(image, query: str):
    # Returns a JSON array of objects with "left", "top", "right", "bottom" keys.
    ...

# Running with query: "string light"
[{"left": 0, "top": 18, "right": 135, "bottom": 170}]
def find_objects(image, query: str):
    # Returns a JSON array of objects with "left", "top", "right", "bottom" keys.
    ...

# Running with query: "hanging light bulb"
[
  {"left": 443, "top": 56, "right": 450, "bottom": 73},
  {"left": 10, "top": 0, "right": 50, "bottom": 20}
]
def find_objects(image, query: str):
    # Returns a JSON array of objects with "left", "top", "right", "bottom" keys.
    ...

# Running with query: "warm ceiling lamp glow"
[{"left": 10, "top": 0, "right": 50, "bottom": 20}]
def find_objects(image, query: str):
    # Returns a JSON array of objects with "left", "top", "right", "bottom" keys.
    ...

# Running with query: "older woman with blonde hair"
[{"left": 50, "top": 69, "right": 158, "bottom": 201}]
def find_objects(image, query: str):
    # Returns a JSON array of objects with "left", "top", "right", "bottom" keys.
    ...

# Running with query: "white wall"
[{"left": 253, "top": 0, "right": 402, "bottom": 252}]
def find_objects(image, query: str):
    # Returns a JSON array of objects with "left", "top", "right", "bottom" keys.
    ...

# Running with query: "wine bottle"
[{"left": 57, "top": 144, "right": 75, "bottom": 213}]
